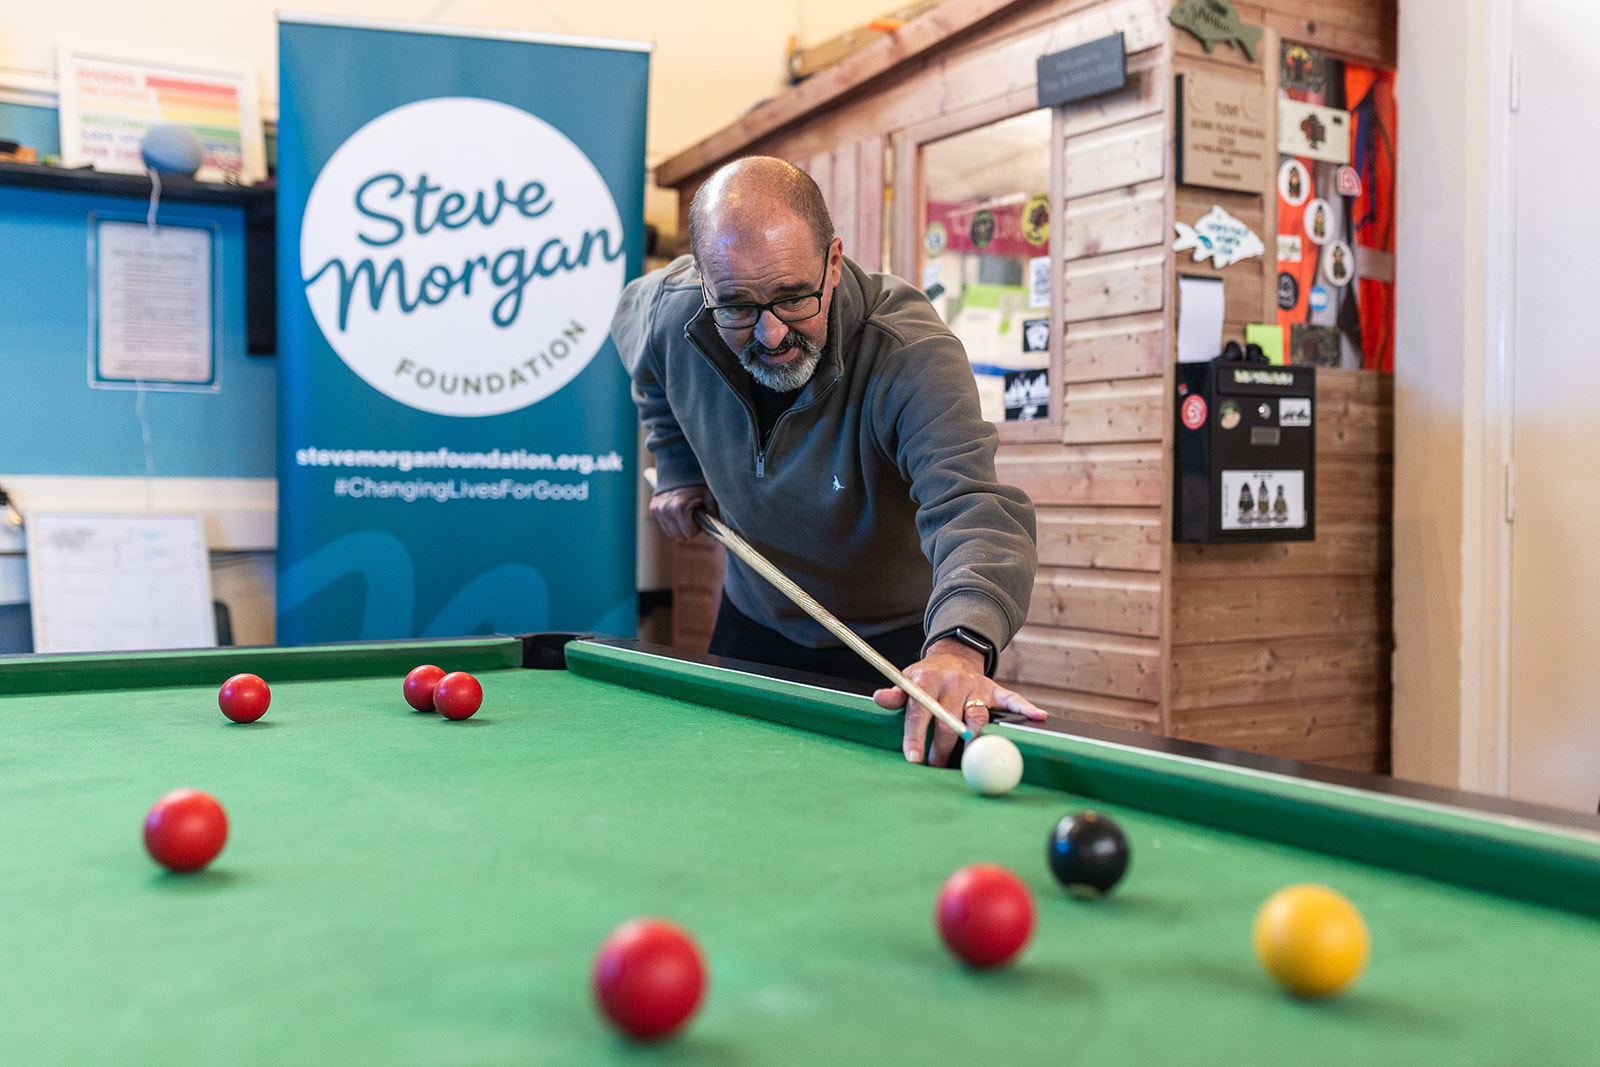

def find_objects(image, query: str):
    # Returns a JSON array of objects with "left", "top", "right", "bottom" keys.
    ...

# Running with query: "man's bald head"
[{"left": 688, "top": 157, "right": 835, "bottom": 266}]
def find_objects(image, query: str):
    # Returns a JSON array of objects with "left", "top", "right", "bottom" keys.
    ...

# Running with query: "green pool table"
[{"left": 3, "top": 635, "right": 1599, "bottom": 1065}]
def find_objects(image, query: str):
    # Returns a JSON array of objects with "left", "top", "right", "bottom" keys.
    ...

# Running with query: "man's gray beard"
[{"left": 739, "top": 334, "right": 823, "bottom": 392}]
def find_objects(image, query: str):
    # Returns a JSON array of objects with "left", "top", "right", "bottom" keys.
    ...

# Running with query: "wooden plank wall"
[
  {"left": 1165, "top": 0, "right": 1396, "bottom": 770},
  {"left": 1169, "top": 370, "right": 1393, "bottom": 769},
  {"left": 992, "top": 3, "right": 1172, "bottom": 733}
]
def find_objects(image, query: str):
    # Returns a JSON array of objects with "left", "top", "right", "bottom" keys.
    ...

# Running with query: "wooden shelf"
[
  {"left": 0, "top": 162, "right": 277, "bottom": 355},
  {"left": 0, "top": 160, "right": 271, "bottom": 209}
]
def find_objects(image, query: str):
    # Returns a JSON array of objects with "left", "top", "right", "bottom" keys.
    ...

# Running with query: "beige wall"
[
  {"left": 1393, "top": 0, "right": 1484, "bottom": 790},
  {"left": 0, "top": 0, "right": 892, "bottom": 236}
]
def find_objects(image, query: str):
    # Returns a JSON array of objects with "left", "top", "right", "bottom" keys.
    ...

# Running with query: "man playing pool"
[{"left": 612, "top": 156, "right": 1042, "bottom": 767}]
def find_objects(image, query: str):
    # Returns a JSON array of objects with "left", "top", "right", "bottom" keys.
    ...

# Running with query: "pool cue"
[{"left": 692, "top": 508, "right": 975, "bottom": 742}]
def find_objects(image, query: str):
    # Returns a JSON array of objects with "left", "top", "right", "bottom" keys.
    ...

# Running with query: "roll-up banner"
[{"left": 276, "top": 15, "right": 649, "bottom": 644}]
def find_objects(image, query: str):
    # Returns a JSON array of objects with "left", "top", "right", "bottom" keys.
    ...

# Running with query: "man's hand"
[
  {"left": 873, "top": 637, "right": 1046, "bottom": 766},
  {"left": 650, "top": 486, "right": 718, "bottom": 541}
]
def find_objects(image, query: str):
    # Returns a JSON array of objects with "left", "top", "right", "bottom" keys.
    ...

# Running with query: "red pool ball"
[
  {"left": 403, "top": 664, "right": 447, "bottom": 711},
  {"left": 593, "top": 918, "right": 706, "bottom": 1041},
  {"left": 144, "top": 789, "right": 228, "bottom": 873},
  {"left": 935, "top": 862, "right": 1035, "bottom": 968},
  {"left": 218, "top": 673, "right": 270, "bottom": 723},
  {"left": 434, "top": 671, "right": 482, "bottom": 720}
]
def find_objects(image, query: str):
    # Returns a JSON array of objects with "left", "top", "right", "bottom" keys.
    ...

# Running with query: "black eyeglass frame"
[{"left": 701, "top": 261, "right": 831, "bottom": 329}]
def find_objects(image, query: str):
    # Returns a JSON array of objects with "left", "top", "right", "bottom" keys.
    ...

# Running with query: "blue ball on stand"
[{"left": 139, "top": 124, "right": 204, "bottom": 177}]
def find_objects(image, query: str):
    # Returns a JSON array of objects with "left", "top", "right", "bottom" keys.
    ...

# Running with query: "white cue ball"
[{"left": 961, "top": 734, "right": 1024, "bottom": 796}]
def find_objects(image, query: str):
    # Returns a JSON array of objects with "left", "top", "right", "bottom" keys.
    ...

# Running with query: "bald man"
[{"left": 611, "top": 157, "right": 1041, "bottom": 767}]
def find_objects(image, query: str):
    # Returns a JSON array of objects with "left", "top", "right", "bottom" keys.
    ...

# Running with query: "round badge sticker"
[
  {"left": 1323, "top": 240, "right": 1354, "bottom": 287},
  {"left": 923, "top": 220, "right": 948, "bottom": 258},
  {"left": 1304, "top": 197, "right": 1334, "bottom": 245},
  {"left": 1219, "top": 399, "right": 1241, "bottom": 430},
  {"left": 1278, "top": 159, "right": 1310, "bottom": 207},
  {"left": 1181, "top": 394, "right": 1208, "bottom": 431},
  {"left": 1021, "top": 193, "right": 1050, "bottom": 245},
  {"left": 970, "top": 209, "right": 996, "bottom": 250},
  {"left": 1308, "top": 284, "right": 1330, "bottom": 314}
]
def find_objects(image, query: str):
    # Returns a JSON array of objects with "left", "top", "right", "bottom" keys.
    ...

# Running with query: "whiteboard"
[{"left": 26, "top": 512, "right": 216, "bottom": 653}]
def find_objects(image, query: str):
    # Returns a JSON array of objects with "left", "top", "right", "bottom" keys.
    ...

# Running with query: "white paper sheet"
[
  {"left": 1177, "top": 275, "right": 1226, "bottom": 363},
  {"left": 94, "top": 220, "right": 215, "bottom": 385}
]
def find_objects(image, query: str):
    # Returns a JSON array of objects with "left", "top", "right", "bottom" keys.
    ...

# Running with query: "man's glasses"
[{"left": 703, "top": 264, "right": 828, "bottom": 329}]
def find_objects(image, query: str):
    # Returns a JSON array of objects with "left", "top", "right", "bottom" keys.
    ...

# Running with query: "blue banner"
[{"left": 276, "top": 16, "right": 649, "bottom": 643}]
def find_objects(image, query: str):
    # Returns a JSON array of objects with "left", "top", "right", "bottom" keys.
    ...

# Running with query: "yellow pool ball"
[{"left": 1252, "top": 883, "right": 1369, "bottom": 998}]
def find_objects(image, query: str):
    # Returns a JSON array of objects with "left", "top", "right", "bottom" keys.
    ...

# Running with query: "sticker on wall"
[
  {"left": 1022, "top": 317, "right": 1049, "bottom": 352},
  {"left": 1323, "top": 240, "right": 1354, "bottom": 287},
  {"left": 1308, "top": 284, "right": 1330, "bottom": 314},
  {"left": 1219, "top": 398, "right": 1242, "bottom": 429},
  {"left": 1276, "top": 272, "right": 1300, "bottom": 310},
  {"left": 1281, "top": 43, "right": 1326, "bottom": 94},
  {"left": 1167, "top": 0, "right": 1262, "bottom": 61},
  {"left": 1291, "top": 323, "right": 1342, "bottom": 367},
  {"left": 1004, "top": 369, "right": 1049, "bottom": 421},
  {"left": 1027, "top": 255, "right": 1051, "bottom": 309},
  {"left": 1277, "top": 159, "right": 1310, "bottom": 206},
  {"left": 969, "top": 209, "right": 996, "bottom": 250},
  {"left": 1303, "top": 198, "right": 1334, "bottom": 244},
  {"left": 1022, "top": 193, "right": 1051, "bottom": 245},
  {"left": 1172, "top": 205, "right": 1265, "bottom": 268},
  {"left": 1181, "top": 393, "right": 1208, "bottom": 431},
  {"left": 1279, "top": 397, "right": 1311, "bottom": 427},
  {"left": 1279, "top": 100, "right": 1351, "bottom": 163},
  {"left": 922, "top": 220, "right": 948, "bottom": 258},
  {"left": 1336, "top": 164, "right": 1363, "bottom": 197},
  {"left": 1277, "top": 235, "right": 1302, "bottom": 263}
]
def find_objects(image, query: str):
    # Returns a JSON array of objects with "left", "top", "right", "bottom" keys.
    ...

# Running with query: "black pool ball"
[{"left": 1047, "top": 811, "right": 1129, "bottom": 898}]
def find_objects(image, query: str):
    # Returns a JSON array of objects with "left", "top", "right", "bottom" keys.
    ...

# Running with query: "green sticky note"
[{"left": 1246, "top": 323, "right": 1286, "bottom": 365}]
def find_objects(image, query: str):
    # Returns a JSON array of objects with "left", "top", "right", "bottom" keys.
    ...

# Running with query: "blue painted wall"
[
  {"left": 0, "top": 103, "right": 61, "bottom": 157},
  {"left": 0, "top": 185, "right": 274, "bottom": 478}
]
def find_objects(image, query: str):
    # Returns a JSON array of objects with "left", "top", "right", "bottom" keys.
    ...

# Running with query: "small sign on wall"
[
  {"left": 1176, "top": 72, "right": 1269, "bottom": 194},
  {"left": 1036, "top": 33, "right": 1126, "bottom": 108}
]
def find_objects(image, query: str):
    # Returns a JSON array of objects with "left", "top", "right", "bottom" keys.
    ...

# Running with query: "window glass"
[{"left": 920, "top": 110, "right": 1052, "bottom": 423}]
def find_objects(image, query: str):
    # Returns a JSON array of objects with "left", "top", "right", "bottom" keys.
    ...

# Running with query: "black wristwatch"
[{"left": 928, "top": 626, "right": 997, "bottom": 677}]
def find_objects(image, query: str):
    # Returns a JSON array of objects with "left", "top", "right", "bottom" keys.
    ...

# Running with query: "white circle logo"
[{"left": 301, "top": 97, "right": 624, "bottom": 417}]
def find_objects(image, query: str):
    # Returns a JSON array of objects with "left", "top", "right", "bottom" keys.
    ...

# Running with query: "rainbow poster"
[{"left": 58, "top": 49, "right": 266, "bottom": 183}]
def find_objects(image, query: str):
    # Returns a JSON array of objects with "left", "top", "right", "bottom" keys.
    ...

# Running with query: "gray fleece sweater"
[{"left": 612, "top": 253, "right": 1036, "bottom": 655}]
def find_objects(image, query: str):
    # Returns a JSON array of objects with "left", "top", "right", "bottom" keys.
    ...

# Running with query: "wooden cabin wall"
[
  {"left": 1169, "top": 370, "right": 1393, "bottom": 769},
  {"left": 660, "top": 0, "right": 1399, "bottom": 774},
  {"left": 1164, "top": 0, "right": 1395, "bottom": 770}
]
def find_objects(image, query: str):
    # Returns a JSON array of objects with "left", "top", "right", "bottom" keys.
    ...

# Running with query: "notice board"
[{"left": 26, "top": 512, "right": 216, "bottom": 653}]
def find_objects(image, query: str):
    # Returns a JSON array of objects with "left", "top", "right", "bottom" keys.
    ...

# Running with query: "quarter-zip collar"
[{"left": 680, "top": 261, "right": 861, "bottom": 477}]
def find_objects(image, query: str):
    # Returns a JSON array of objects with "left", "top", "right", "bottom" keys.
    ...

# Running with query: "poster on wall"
[
  {"left": 276, "top": 15, "right": 650, "bottom": 644},
  {"left": 89, "top": 216, "right": 218, "bottom": 390},
  {"left": 57, "top": 46, "right": 267, "bottom": 183}
]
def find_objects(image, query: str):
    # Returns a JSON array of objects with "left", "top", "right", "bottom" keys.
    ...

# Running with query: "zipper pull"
[{"left": 756, "top": 453, "right": 765, "bottom": 478}]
